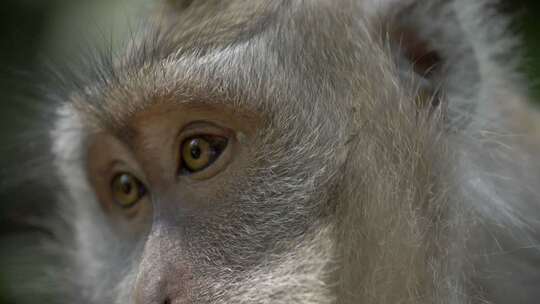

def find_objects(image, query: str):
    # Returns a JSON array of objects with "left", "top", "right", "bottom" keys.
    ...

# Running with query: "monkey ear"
[
  {"left": 376, "top": 1, "right": 516, "bottom": 128},
  {"left": 388, "top": 23, "right": 444, "bottom": 112}
]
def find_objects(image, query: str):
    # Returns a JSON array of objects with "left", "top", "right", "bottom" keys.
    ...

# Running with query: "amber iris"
[
  {"left": 180, "top": 136, "right": 227, "bottom": 173},
  {"left": 111, "top": 173, "right": 147, "bottom": 208}
]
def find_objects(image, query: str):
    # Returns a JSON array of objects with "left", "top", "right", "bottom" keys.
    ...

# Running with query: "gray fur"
[{"left": 45, "top": 0, "right": 540, "bottom": 303}]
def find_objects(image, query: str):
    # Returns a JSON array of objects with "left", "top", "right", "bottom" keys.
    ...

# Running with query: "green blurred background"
[{"left": 0, "top": 1, "right": 538, "bottom": 303}]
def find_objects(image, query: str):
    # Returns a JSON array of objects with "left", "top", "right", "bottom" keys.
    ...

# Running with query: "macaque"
[{"left": 4, "top": 0, "right": 540, "bottom": 303}]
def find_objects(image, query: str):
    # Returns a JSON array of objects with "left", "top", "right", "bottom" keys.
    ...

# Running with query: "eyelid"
[
  {"left": 108, "top": 160, "right": 150, "bottom": 188},
  {"left": 172, "top": 121, "right": 229, "bottom": 160},
  {"left": 178, "top": 121, "right": 230, "bottom": 138}
]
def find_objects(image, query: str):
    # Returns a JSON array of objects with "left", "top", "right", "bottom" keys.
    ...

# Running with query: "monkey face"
[
  {"left": 63, "top": 99, "right": 345, "bottom": 302},
  {"left": 85, "top": 103, "right": 264, "bottom": 301},
  {"left": 57, "top": 50, "right": 349, "bottom": 301}
]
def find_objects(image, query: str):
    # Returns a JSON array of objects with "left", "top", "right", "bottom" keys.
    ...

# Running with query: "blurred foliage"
[{"left": 518, "top": 1, "right": 540, "bottom": 101}]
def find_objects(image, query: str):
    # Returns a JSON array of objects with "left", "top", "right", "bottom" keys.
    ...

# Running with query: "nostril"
[{"left": 163, "top": 298, "right": 171, "bottom": 304}]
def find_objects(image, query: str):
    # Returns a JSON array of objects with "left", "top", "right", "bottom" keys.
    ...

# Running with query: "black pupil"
[
  {"left": 120, "top": 175, "right": 134, "bottom": 195},
  {"left": 190, "top": 139, "right": 202, "bottom": 159}
]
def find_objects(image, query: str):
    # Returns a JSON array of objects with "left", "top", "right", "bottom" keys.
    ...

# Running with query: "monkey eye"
[
  {"left": 110, "top": 173, "right": 147, "bottom": 208},
  {"left": 179, "top": 135, "right": 228, "bottom": 174}
]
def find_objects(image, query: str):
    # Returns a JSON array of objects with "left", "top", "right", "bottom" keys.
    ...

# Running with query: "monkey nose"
[
  {"left": 134, "top": 251, "right": 193, "bottom": 304},
  {"left": 134, "top": 263, "right": 170, "bottom": 304},
  {"left": 134, "top": 236, "right": 192, "bottom": 303},
  {"left": 134, "top": 261, "right": 192, "bottom": 304}
]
